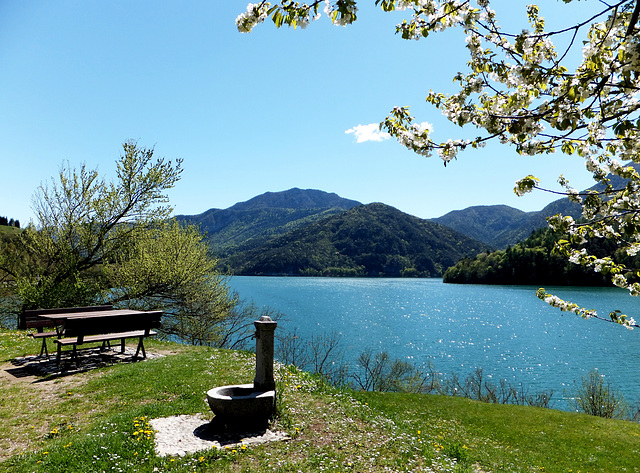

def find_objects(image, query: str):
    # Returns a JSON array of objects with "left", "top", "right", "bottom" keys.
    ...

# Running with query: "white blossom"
[
  {"left": 612, "top": 274, "right": 628, "bottom": 288},
  {"left": 236, "top": 3, "right": 269, "bottom": 33},
  {"left": 627, "top": 244, "right": 640, "bottom": 257}
]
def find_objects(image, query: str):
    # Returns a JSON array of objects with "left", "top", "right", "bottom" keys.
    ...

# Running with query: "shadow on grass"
[{"left": 5, "top": 347, "right": 164, "bottom": 382}]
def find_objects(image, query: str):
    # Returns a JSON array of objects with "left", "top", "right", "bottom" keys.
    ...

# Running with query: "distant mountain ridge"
[
  {"left": 431, "top": 205, "right": 535, "bottom": 248},
  {"left": 222, "top": 203, "right": 490, "bottom": 277},
  {"left": 176, "top": 187, "right": 577, "bottom": 277},
  {"left": 432, "top": 198, "right": 582, "bottom": 248},
  {"left": 441, "top": 165, "right": 640, "bottom": 286},
  {"left": 226, "top": 188, "right": 361, "bottom": 211},
  {"left": 435, "top": 166, "right": 640, "bottom": 248},
  {"left": 176, "top": 188, "right": 362, "bottom": 257},
  {"left": 180, "top": 187, "right": 567, "bottom": 259}
]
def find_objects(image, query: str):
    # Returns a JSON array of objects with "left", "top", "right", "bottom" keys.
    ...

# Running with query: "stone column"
[{"left": 254, "top": 316, "right": 277, "bottom": 391}]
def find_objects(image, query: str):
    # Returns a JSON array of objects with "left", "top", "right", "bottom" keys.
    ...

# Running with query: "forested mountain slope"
[
  {"left": 434, "top": 166, "right": 638, "bottom": 249},
  {"left": 221, "top": 203, "right": 490, "bottom": 277},
  {"left": 432, "top": 200, "right": 582, "bottom": 249},
  {"left": 176, "top": 188, "right": 362, "bottom": 256}
]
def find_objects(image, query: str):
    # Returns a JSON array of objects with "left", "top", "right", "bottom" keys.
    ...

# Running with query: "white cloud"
[{"left": 345, "top": 123, "right": 391, "bottom": 143}]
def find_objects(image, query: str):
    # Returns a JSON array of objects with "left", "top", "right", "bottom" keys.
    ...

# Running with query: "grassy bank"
[{"left": 1, "top": 330, "right": 639, "bottom": 472}]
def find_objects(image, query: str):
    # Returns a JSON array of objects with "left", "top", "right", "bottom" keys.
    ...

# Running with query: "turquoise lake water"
[{"left": 229, "top": 276, "right": 640, "bottom": 410}]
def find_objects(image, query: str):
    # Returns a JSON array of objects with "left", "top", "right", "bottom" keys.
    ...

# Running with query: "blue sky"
[{"left": 1, "top": 1, "right": 602, "bottom": 224}]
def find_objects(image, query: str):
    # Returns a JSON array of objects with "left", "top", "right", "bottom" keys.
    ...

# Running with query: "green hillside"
[
  {"left": 431, "top": 205, "right": 536, "bottom": 248},
  {"left": 176, "top": 188, "right": 361, "bottom": 256},
  {"left": 222, "top": 203, "right": 489, "bottom": 277},
  {"left": 0, "top": 225, "right": 21, "bottom": 237},
  {"left": 432, "top": 200, "right": 582, "bottom": 249}
]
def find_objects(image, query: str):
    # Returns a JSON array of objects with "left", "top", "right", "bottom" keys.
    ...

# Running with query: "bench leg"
[
  {"left": 134, "top": 336, "right": 146, "bottom": 359},
  {"left": 40, "top": 339, "right": 49, "bottom": 359},
  {"left": 55, "top": 344, "right": 72, "bottom": 372},
  {"left": 68, "top": 345, "right": 80, "bottom": 369},
  {"left": 56, "top": 343, "right": 62, "bottom": 368},
  {"left": 121, "top": 338, "right": 126, "bottom": 353}
]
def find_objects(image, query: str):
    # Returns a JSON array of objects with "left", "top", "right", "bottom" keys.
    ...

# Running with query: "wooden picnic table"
[
  {"left": 21, "top": 304, "right": 114, "bottom": 357},
  {"left": 38, "top": 308, "right": 163, "bottom": 370}
]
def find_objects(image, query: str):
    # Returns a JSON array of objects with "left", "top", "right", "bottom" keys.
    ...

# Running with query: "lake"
[{"left": 228, "top": 276, "right": 640, "bottom": 411}]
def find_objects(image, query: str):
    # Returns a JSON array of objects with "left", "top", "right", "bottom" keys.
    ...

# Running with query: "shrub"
[{"left": 570, "top": 369, "right": 629, "bottom": 419}]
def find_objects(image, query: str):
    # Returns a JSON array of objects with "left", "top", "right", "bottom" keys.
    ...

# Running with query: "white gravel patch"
[{"left": 150, "top": 414, "right": 289, "bottom": 457}]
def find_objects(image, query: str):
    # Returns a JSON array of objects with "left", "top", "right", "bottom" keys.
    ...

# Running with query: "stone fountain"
[{"left": 206, "top": 316, "right": 277, "bottom": 429}]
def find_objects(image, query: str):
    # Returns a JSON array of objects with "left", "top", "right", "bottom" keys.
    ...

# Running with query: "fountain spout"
[{"left": 253, "top": 315, "right": 277, "bottom": 391}]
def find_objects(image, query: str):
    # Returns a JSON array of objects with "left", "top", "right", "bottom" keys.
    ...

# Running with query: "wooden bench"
[
  {"left": 53, "top": 310, "right": 162, "bottom": 369},
  {"left": 19, "top": 305, "right": 114, "bottom": 358}
]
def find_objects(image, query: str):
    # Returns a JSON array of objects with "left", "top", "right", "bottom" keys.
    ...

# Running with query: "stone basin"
[{"left": 206, "top": 383, "right": 275, "bottom": 424}]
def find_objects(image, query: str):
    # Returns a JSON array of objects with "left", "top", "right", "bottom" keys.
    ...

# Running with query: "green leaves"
[
  {"left": 375, "top": 0, "right": 397, "bottom": 12},
  {"left": 1, "top": 141, "right": 243, "bottom": 345},
  {"left": 7, "top": 141, "right": 188, "bottom": 309},
  {"left": 269, "top": 6, "right": 286, "bottom": 28},
  {"left": 514, "top": 175, "right": 540, "bottom": 196},
  {"left": 561, "top": 141, "right": 576, "bottom": 155},
  {"left": 613, "top": 119, "right": 637, "bottom": 138}
]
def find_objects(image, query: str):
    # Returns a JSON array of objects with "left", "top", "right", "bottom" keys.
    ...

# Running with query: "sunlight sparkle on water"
[{"left": 229, "top": 277, "right": 640, "bottom": 410}]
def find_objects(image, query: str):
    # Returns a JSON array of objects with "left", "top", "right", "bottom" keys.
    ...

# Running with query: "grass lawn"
[
  {"left": 356, "top": 392, "right": 640, "bottom": 472},
  {"left": 1, "top": 330, "right": 639, "bottom": 472}
]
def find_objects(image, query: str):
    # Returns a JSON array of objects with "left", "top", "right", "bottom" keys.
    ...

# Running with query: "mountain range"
[
  {"left": 433, "top": 166, "right": 639, "bottom": 248},
  {"left": 219, "top": 202, "right": 489, "bottom": 277},
  {"left": 176, "top": 187, "right": 578, "bottom": 277},
  {"left": 431, "top": 199, "right": 581, "bottom": 248}
]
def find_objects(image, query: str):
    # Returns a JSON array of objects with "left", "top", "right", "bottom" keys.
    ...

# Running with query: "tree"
[
  {"left": 102, "top": 220, "right": 239, "bottom": 346},
  {"left": 0, "top": 141, "right": 243, "bottom": 346},
  {"left": 2, "top": 140, "right": 182, "bottom": 310},
  {"left": 276, "top": 329, "right": 349, "bottom": 385},
  {"left": 238, "top": 0, "right": 640, "bottom": 329}
]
